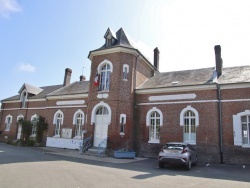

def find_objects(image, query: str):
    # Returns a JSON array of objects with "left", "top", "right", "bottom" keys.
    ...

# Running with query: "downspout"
[
  {"left": 217, "top": 85, "right": 223, "bottom": 164},
  {"left": 132, "top": 54, "right": 140, "bottom": 151}
]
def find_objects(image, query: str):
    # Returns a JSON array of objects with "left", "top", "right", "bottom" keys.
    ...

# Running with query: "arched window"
[
  {"left": 53, "top": 110, "right": 64, "bottom": 137},
  {"left": 99, "top": 64, "right": 111, "bottom": 91},
  {"left": 123, "top": 64, "right": 129, "bottom": 80},
  {"left": 96, "top": 106, "right": 109, "bottom": 115},
  {"left": 5, "top": 115, "right": 13, "bottom": 131},
  {"left": 73, "top": 110, "right": 84, "bottom": 138},
  {"left": 180, "top": 106, "right": 199, "bottom": 144},
  {"left": 31, "top": 114, "right": 39, "bottom": 136},
  {"left": 146, "top": 107, "right": 163, "bottom": 143}
]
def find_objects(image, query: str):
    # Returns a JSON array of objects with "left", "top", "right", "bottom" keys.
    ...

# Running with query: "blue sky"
[{"left": 0, "top": 0, "right": 250, "bottom": 102}]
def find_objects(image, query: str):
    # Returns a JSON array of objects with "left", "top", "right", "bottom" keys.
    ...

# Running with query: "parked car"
[{"left": 158, "top": 142, "right": 198, "bottom": 170}]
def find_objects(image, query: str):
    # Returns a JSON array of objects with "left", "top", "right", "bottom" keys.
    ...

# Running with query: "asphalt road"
[{"left": 0, "top": 143, "right": 249, "bottom": 188}]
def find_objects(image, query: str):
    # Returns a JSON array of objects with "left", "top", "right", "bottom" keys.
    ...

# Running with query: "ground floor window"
[
  {"left": 183, "top": 110, "right": 196, "bottom": 144},
  {"left": 149, "top": 111, "right": 160, "bottom": 143},
  {"left": 241, "top": 115, "right": 250, "bottom": 145}
]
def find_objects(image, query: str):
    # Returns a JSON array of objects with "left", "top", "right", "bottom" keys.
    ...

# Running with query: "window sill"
[
  {"left": 148, "top": 140, "right": 160, "bottom": 144},
  {"left": 73, "top": 136, "right": 82, "bottom": 139},
  {"left": 123, "top": 79, "right": 128, "bottom": 81},
  {"left": 97, "top": 90, "right": 109, "bottom": 93},
  {"left": 242, "top": 145, "right": 250, "bottom": 148},
  {"left": 53, "top": 135, "right": 60, "bottom": 138}
]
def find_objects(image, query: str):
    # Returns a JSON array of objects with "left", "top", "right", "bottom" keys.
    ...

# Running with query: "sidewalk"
[{"left": 37, "top": 146, "right": 147, "bottom": 164}]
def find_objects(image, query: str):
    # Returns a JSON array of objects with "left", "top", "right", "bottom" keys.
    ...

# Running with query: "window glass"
[
  {"left": 149, "top": 111, "right": 160, "bottom": 141},
  {"left": 183, "top": 110, "right": 196, "bottom": 143},
  {"left": 99, "top": 64, "right": 111, "bottom": 91}
]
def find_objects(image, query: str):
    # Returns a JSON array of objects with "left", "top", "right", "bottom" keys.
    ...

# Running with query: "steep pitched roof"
[{"left": 18, "top": 83, "right": 43, "bottom": 95}]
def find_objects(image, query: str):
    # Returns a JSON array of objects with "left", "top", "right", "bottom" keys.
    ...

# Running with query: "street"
[{"left": 0, "top": 143, "right": 249, "bottom": 188}]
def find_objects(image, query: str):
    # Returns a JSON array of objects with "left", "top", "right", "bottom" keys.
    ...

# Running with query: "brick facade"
[{"left": 1, "top": 28, "right": 250, "bottom": 164}]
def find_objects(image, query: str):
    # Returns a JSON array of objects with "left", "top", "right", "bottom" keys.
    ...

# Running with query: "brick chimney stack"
[
  {"left": 80, "top": 75, "right": 86, "bottom": 81},
  {"left": 214, "top": 45, "right": 223, "bottom": 78},
  {"left": 154, "top": 47, "right": 160, "bottom": 71},
  {"left": 63, "top": 68, "right": 72, "bottom": 86}
]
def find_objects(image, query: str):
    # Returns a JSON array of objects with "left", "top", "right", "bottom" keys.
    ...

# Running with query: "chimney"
[
  {"left": 154, "top": 47, "right": 160, "bottom": 71},
  {"left": 80, "top": 75, "right": 86, "bottom": 81},
  {"left": 214, "top": 45, "right": 223, "bottom": 78},
  {"left": 63, "top": 68, "right": 72, "bottom": 86}
]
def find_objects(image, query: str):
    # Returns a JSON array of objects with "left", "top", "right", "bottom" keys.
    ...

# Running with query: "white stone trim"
[
  {"left": 17, "top": 114, "right": 24, "bottom": 121},
  {"left": 5, "top": 114, "right": 13, "bottom": 123},
  {"left": 146, "top": 107, "right": 163, "bottom": 126},
  {"left": 72, "top": 109, "right": 85, "bottom": 124},
  {"left": 91, "top": 101, "right": 112, "bottom": 125},
  {"left": 56, "top": 100, "right": 85, "bottom": 105},
  {"left": 53, "top": 110, "right": 64, "bottom": 125},
  {"left": 46, "top": 94, "right": 88, "bottom": 100},
  {"left": 136, "top": 85, "right": 217, "bottom": 94},
  {"left": 180, "top": 106, "right": 199, "bottom": 126},
  {"left": 97, "top": 59, "right": 113, "bottom": 73},
  {"left": 149, "top": 93, "right": 196, "bottom": 101},
  {"left": 120, "top": 114, "right": 126, "bottom": 124}
]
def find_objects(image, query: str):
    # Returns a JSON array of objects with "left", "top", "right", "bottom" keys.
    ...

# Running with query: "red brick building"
[{"left": 1, "top": 28, "right": 250, "bottom": 164}]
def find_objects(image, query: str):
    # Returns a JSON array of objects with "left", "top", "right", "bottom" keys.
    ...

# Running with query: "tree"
[
  {"left": 36, "top": 116, "right": 48, "bottom": 144},
  {"left": 18, "top": 118, "right": 32, "bottom": 143}
]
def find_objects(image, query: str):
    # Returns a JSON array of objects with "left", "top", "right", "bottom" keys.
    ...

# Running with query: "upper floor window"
[
  {"left": 5, "top": 115, "right": 13, "bottom": 131},
  {"left": 180, "top": 106, "right": 199, "bottom": 144},
  {"left": 20, "top": 90, "right": 27, "bottom": 108},
  {"left": 31, "top": 114, "right": 39, "bottom": 136},
  {"left": 123, "top": 64, "right": 129, "bottom": 80},
  {"left": 99, "top": 64, "right": 111, "bottom": 91},
  {"left": 53, "top": 110, "right": 64, "bottom": 137},
  {"left": 146, "top": 107, "right": 163, "bottom": 144}
]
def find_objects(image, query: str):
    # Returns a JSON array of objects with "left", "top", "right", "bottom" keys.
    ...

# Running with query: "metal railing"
[
  {"left": 79, "top": 135, "right": 92, "bottom": 154},
  {"left": 98, "top": 137, "right": 108, "bottom": 157}
]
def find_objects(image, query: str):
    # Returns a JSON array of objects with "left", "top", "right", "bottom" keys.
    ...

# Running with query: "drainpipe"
[{"left": 217, "top": 85, "right": 223, "bottom": 164}]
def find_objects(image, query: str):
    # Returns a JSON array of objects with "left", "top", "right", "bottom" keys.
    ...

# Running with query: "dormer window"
[
  {"left": 20, "top": 90, "right": 27, "bottom": 108},
  {"left": 106, "top": 33, "right": 112, "bottom": 47}
]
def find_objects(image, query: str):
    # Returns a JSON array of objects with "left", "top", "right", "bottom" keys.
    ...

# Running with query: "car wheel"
[
  {"left": 158, "top": 162, "right": 164, "bottom": 168},
  {"left": 186, "top": 159, "right": 191, "bottom": 170}
]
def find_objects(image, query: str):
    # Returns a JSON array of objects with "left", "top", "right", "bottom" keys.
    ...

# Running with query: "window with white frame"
[
  {"left": 233, "top": 110, "right": 250, "bottom": 147},
  {"left": 99, "top": 64, "right": 111, "bottom": 91},
  {"left": 180, "top": 106, "right": 199, "bottom": 144},
  {"left": 120, "top": 114, "right": 126, "bottom": 135},
  {"left": 123, "top": 64, "right": 129, "bottom": 80},
  {"left": 183, "top": 111, "right": 196, "bottom": 143},
  {"left": 31, "top": 115, "right": 39, "bottom": 136},
  {"left": 146, "top": 107, "right": 163, "bottom": 143},
  {"left": 241, "top": 115, "right": 250, "bottom": 145},
  {"left": 73, "top": 110, "right": 84, "bottom": 138},
  {"left": 5, "top": 115, "right": 12, "bottom": 131},
  {"left": 96, "top": 106, "right": 109, "bottom": 115},
  {"left": 54, "top": 111, "right": 63, "bottom": 137}
]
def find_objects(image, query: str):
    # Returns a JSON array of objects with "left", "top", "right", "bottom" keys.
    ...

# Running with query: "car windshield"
[{"left": 163, "top": 144, "right": 186, "bottom": 150}]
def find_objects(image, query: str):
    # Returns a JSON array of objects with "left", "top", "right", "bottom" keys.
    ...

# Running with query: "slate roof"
[
  {"left": 137, "top": 66, "right": 250, "bottom": 90},
  {"left": 137, "top": 67, "right": 216, "bottom": 89},
  {"left": 47, "top": 81, "right": 89, "bottom": 96},
  {"left": 217, "top": 66, "right": 250, "bottom": 84},
  {"left": 2, "top": 85, "right": 63, "bottom": 101}
]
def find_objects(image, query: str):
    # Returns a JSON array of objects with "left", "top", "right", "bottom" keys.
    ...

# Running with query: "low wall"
[{"left": 46, "top": 137, "right": 82, "bottom": 150}]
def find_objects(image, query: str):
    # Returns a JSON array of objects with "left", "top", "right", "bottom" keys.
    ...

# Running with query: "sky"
[{"left": 0, "top": 0, "right": 250, "bottom": 102}]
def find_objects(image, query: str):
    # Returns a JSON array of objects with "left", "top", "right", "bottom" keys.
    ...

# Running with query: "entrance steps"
[{"left": 81, "top": 147, "right": 107, "bottom": 157}]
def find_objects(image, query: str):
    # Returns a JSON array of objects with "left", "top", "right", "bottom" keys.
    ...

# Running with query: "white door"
[
  {"left": 17, "top": 125, "right": 22, "bottom": 139},
  {"left": 94, "top": 115, "right": 109, "bottom": 147}
]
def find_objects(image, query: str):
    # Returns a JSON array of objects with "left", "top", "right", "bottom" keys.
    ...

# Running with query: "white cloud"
[
  {"left": 18, "top": 63, "right": 36, "bottom": 72},
  {"left": 0, "top": 0, "right": 22, "bottom": 18}
]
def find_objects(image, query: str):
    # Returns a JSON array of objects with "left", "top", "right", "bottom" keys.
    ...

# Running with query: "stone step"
[{"left": 82, "top": 147, "right": 106, "bottom": 157}]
